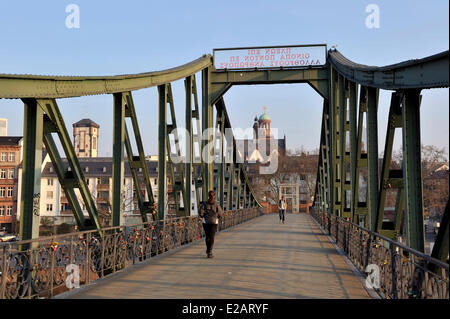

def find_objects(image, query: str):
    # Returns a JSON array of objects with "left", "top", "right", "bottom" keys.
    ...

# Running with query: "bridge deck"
[{"left": 61, "top": 214, "right": 371, "bottom": 299}]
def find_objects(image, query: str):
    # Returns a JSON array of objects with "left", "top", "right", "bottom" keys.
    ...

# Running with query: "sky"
[{"left": 0, "top": 0, "right": 448, "bottom": 157}]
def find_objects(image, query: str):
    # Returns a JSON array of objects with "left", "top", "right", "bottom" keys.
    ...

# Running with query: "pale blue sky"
[{"left": 0, "top": 0, "right": 448, "bottom": 156}]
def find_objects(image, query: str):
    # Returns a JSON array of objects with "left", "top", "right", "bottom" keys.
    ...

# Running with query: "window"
[
  {"left": 8, "top": 152, "right": 15, "bottom": 162},
  {"left": 1, "top": 152, "right": 6, "bottom": 161},
  {"left": 46, "top": 204, "right": 53, "bottom": 212},
  {"left": 47, "top": 191, "right": 53, "bottom": 199},
  {"left": 6, "top": 206, "right": 12, "bottom": 216},
  {"left": 0, "top": 207, "right": 4, "bottom": 216},
  {"left": 7, "top": 187, "right": 13, "bottom": 197},
  {"left": 0, "top": 187, "right": 5, "bottom": 197},
  {"left": 47, "top": 178, "right": 54, "bottom": 186},
  {"left": 93, "top": 136, "right": 97, "bottom": 150},
  {"left": 8, "top": 169, "right": 14, "bottom": 179},
  {"left": 0, "top": 169, "right": 6, "bottom": 179}
]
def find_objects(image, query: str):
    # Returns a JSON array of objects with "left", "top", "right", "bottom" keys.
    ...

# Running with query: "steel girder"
[
  {"left": 328, "top": 49, "right": 449, "bottom": 90},
  {"left": 19, "top": 99, "right": 103, "bottom": 241},
  {"left": 0, "top": 56, "right": 213, "bottom": 99},
  {"left": 19, "top": 99, "right": 44, "bottom": 242},
  {"left": 431, "top": 200, "right": 449, "bottom": 263},
  {"left": 122, "top": 92, "right": 156, "bottom": 222},
  {"left": 112, "top": 93, "right": 126, "bottom": 226},
  {"left": 325, "top": 66, "right": 429, "bottom": 251},
  {"left": 402, "top": 89, "right": 425, "bottom": 251},
  {"left": 165, "top": 84, "right": 189, "bottom": 217},
  {"left": 157, "top": 84, "right": 168, "bottom": 220},
  {"left": 375, "top": 92, "right": 405, "bottom": 239}
]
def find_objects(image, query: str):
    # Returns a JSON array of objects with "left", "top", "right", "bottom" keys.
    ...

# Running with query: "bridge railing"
[
  {"left": 0, "top": 207, "right": 264, "bottom": 299},
  {"left": 311, "top": 208, "right": 449, "bottom": 299}
]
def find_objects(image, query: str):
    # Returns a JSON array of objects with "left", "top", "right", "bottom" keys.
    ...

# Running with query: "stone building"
[{"left": 0, "top": 136, "right": 22, "bottom": 234}]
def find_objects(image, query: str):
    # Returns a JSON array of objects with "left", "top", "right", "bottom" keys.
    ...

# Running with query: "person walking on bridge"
[
  {"left": 199, "top": 190, "right": 224, "bottom": 258},
  {"left": 279, "top": 195, "right": 286, "bottom": 224}
]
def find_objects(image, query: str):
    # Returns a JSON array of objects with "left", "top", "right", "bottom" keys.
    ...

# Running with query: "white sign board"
[{"left": 214, "top": 45, "right": 327, "bottom": 70}]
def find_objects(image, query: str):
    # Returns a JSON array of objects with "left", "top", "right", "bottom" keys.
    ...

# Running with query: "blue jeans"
[{"left": 279, "top": 209, "right": 285, "bottom": 222}]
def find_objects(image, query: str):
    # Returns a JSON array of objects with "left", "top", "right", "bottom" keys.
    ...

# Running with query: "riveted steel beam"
[
  {"left": 366, "top": 86, "right": 379, "bottom": 231},
  {"left": 185, "top": 76, "right": 193, "bottom": 216},
  {"left": 328, "top": 49, "right": 449, "bottom": 90},
  {"left": 112, "top": 93, "right": 125, "bottom": 226},
  {"left": 157, "top": 84, "right": 167, "bottom": 220},
  {"left": 213, "top": 101, "right": 226, "bottom": 209},
  {"left": 166, "top": 83, "right": 188, "bottom": 217},
  {"left": 202, "top": 67, "right": 214, "bottom": 199},
  {"left": 431, "top": 200, "right": 449, "bottom": 263},
  {"left": 19, "top": 99, "right": 43, "bottom": 242},
  {"left": 0, "top": 55, "right": 213, "bottom": 99},
  {"left": 375, "top": 92, "right": 404, "bottom": 239},
  {"left": 402, "top": 89, "right": 424, "bottom": 252},
  {"left": 352, "top": 86, "right": 369, "bottom": 226},
  {"left": 349, "top": 81, "right": 358, "bottom": 221},
  {"left": 122, "top": 92, "right": 156, "bottom": 223}
]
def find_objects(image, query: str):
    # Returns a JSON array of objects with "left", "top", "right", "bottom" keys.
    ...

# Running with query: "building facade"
[
  {"left": 0, "top": 136, "right": 22, "bottom": 234},
  {"left": 0, "top": 118, "right": 7, "bottom": 136},
  {"left": 17, "top": 156, "right": 199, "bottom": 227}
]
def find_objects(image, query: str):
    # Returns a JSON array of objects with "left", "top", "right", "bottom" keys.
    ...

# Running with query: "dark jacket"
[{"left": 199, "top": 201, "right": 224, "bottom": 224}]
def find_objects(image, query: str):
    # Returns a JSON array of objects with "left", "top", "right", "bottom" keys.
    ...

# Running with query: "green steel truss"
[
  {"left": 20, "top": 98, "right": 102, "bottom": 237},
  {"left": 6, "top": 47, "right": 448, "bottom": 263}
]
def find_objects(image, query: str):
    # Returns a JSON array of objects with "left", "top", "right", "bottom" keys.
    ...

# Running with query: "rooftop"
[
  {"left": 0, "top": 136, "right": 22, "bottom": 145},
  {"left": 73, "top": 119, "right": 100, "bottom": 128}
]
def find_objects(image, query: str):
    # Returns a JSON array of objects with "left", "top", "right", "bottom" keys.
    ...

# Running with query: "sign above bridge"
[{"left": 213, "top": 44, "right": 327, "bottom": 70}]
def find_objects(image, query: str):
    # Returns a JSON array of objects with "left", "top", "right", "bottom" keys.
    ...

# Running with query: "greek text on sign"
[{"left": 214, "top": 45, "right": 327, "bottom": 70}]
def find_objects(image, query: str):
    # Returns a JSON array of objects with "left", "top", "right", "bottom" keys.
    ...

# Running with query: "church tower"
[
  {"left": 73, "top": 119, "right": 99, "bottom": 158},
  {"left": 258, "top": 106, "right": 271, "bottom": 138}
]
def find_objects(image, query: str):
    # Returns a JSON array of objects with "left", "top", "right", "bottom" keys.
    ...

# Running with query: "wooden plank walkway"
[{"left": 60, "top": 213, "right": 371, "bottom": 299}]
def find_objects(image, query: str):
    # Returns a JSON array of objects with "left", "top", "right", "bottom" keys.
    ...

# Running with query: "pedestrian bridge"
[
  {"left": 1, "top": 44, "right": 448, "bottom": 300},
  {"left": 58, "top": 213, "right": 370, "bottom": 299}
]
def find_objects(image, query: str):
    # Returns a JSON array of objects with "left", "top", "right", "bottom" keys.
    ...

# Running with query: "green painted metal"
[
  {"left": 366, "top": 87, "right": 379, "bottom": 231},
  {"left": 37, "top": 99, "right": 102, "bottom": 230},
  {"left": 202, "top": 67, "right": 214, "bottom": 198},
  {"left": 352, "top": 86, "right": 369, "bottom": 226},
  {"left": 327, "top": 49, "right": 449, "bottom": 90},
  {"left": 367, "top": 87, "right": 379, "bottom": 231},
  {"left": 184, "top": 74, "right": 203, "bottom": 211},
  {"left": 375, "top": 92, "right": 404, "bottom": 239},
  {"left": 112, "top": 93, "right": 125, "bottom": 226},
  {"left": 329, "top": 67, "right": 340, "bottom": 216},
  {"left": 349, "top": 81, "right": 358, "bottom": 222},
  {"left": 185, "top": 76, "right": 193, "bottom": 216},
  {"left": 166, "top": 83, "right": 189, "bottom": 217},
  {"left": 402, "top": 89, "right": 425, "bottom": 252},
  {"left": 0, "top": 56, "right": 213, "bottom": 99},
  {"left": 431, "top": 200, "right": 449, "bottom": 263},
  {"left": 42, "top": 128, "right": 86, "bottom": 228},
  {"left": 123, "top": 92, "right": 156, "bottom": 222},
  {"left": 157, "top": 84, "right": 167, "bottom": 220},
  {"left": 214, "top": 104, "right": 225, "bottom": 209},
  {"left": 338, "top": 75, "right": 352, "bottom": 219},
  {"left": 19, "top": 99, "right": 43, "bottom": 242}
]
